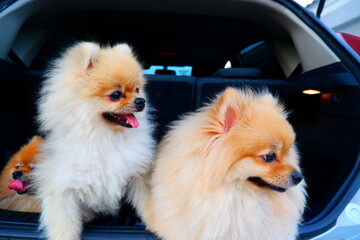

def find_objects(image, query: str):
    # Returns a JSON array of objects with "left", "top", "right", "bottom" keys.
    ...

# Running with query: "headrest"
[{"left": 213, "top": 68, "right": 263, "bottom": 78}]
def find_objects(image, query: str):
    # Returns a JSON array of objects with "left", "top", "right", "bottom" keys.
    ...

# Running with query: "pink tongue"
[
  {"left": 125, "top": 114, "right": 139, "bottom": 128},
  {"left": 8, "top": 180, "right": 27, "bottom": 192}
]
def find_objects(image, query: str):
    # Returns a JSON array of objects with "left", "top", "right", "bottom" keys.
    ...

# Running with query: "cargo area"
[{"left": 0, "top": 3, "right": 359, "bottom": 239}]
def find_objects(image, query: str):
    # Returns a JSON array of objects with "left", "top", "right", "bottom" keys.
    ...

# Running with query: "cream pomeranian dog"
[
  {"left": 33, "top": 42, "right": 155, "bottom": 240},
  {"left": 134, "top": 88, "right": 306, "bottom": 240}
]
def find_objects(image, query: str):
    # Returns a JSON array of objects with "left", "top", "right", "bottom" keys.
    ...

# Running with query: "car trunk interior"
[{"left": 0, "top": 1, "right": 359, "bottom": 239}]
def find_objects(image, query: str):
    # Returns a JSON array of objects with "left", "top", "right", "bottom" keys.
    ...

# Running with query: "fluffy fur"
[
  {"left": 134, "top": 88, "right": 306, "bottom": 240},
  {"left": 0, "top": 136, "right": 42, "bottom": 212},
  {"left": 33, "top": 42, "right": 155, "bottom": 240}
]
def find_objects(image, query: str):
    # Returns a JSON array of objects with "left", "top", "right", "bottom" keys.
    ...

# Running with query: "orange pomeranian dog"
[
  {"left": 132, "top": 88, "right": 307, "bottom": 240},
  {"left": 0, "top": 136, "right": 42, "bottom": 212}
]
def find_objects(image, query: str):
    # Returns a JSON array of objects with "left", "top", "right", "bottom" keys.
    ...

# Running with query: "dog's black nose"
[
  {"left": 291, "top": 171, "right": 303, "bottom": 185},
  {"left": 13, "top": 171, "right": 23, "bottom": 180},
  {"left": 134, "top": 98, "right": 145, "bottom": 111}
]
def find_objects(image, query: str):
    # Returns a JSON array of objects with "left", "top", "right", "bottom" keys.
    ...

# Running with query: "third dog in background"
[{"left": 0, "top": 136, "right": 42, "bottom": 212}]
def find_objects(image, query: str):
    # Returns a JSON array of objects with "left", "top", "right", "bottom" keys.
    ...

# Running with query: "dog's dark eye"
[
  {"left": 109, "top": 91, "right": 122, "bottom": 101},
  {"left": 263, "top": 153, "right": 277, "bottom": 163},
  {"left": 16, "top": 165, "right": 21, "bottom": 169},
  {"left": 135, "top": 88, "right": 139, "bottom": 93}
]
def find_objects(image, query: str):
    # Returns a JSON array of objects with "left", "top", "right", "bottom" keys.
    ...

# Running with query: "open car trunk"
[{"left": 0, "top": 0, "right": 359, "bottom": 239}]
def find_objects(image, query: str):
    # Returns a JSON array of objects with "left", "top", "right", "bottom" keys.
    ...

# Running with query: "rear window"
[{"left": 143, "top": 65, "right": 192, "bottom": 76}]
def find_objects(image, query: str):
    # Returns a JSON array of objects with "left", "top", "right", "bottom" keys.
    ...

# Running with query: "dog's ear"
[
  {"left": 211, "top": 88, "right": 247, "bottom": 133},
  {"left": 81, "top": 42, "right": 100, "bottom": 70},
  {"left": 113, "top": 43, "right": 133, "bottom": 55},
  {"left": 29, "top": 136, "right": 43, "bottom": 144},
  {"left": 67, "top": 42, "right": 100, "bottom": 71}
]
